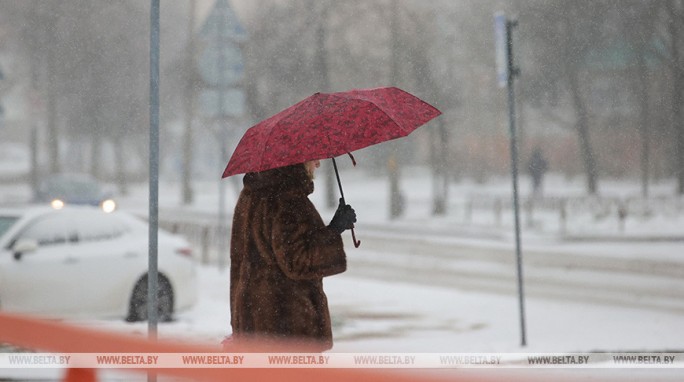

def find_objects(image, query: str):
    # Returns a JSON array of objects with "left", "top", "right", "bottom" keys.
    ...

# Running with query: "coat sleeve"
[{"left": 270, "top": 195, "right": 347, "bottom": 280}]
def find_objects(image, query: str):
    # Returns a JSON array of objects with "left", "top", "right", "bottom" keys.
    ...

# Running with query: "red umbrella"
[{"left": 222, "top": 86, "right": 441, "bottom": 246}]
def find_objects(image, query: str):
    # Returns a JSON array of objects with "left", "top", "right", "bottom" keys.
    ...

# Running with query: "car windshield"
[
  {"left": 42, "top": 178, "right": 101, "bottom": 199},
  {"left": 0, "top": 216, "right": 19, "bottom": 237}
]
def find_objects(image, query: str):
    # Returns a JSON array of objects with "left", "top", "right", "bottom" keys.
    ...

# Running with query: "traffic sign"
[
  {"left": 199, "top": 42, "right": 244, "bottom": 87},
  {"left": 197, "top": 0, "right": 247, "bottom": 119},
  {"left": 200, "top": 0, "right": 246, "bottom": 43},
  {"left": 199, "top": 88, "right": 245, "bottom": 118},
  {"left": 494, "top": 12, "right": 508, "bottom": 88}
]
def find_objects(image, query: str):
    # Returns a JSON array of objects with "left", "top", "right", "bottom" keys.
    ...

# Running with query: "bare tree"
[
  {"left": 45, "top": 2, "right": 61, "bottom": 175},
  {"left": 181, "top": 0, "right": 198, "bottom": 204},
  {"left": 664, "top": 0, "right": 684, "bottom": 194},
  {"left": 517, "top": 0, "right": 613, "bottom": 195},
  {"left": 242, "top": 0, "right": 408, "bottom": 215},
  {"left": 0, "top": 1, "right": 187, "bottom": 192},
  {"left": 310, "top": 0, "right": 338, "bottom": 209},
  {"left": 409, "top": 36, "right": 451, "bottom": 215},
  {"left": 0, "top": 1, "right": 52, "bottom": 190},
  {"left": 3, "top": 1, "right": 63, "bottom": 175},
  {"left": 618, "top": 1, "right": 660, "bottom": 197}
]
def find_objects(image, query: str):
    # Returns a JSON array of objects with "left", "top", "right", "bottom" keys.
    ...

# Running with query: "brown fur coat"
[{"left": 229, "top": 164, "right": 347, "bottom": 351}]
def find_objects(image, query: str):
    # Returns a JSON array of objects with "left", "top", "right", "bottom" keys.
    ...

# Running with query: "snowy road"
[
  {"left": 155, "top": 205, "right": 684, "bottom": 315},
  {"left": 349, "top": 224, "right": 684, "bottom": 314}
]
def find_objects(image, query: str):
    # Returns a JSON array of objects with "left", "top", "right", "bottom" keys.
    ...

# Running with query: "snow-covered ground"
[
  {"left": 1, "top": 166, "right": 684, "bottom": 381},
  {"left": 156, "top": 264, "right": 684, "bottom": 354},
  {"left": 5, "top": 263, "right": 682, "bottom": 381}
]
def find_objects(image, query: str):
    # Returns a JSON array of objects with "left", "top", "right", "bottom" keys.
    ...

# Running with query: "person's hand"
[{"left": 328, "top": 198, "right": 357, "bottom": 234}]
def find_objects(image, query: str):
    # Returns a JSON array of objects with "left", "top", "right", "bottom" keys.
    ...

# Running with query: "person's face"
[{"left": 304, "top": 159, "right": 320, "bottom": 179}]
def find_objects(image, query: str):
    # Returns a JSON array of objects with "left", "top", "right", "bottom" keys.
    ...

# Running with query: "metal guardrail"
[
  {"left": 159, "top": 219, "right": 228, "bottom": 265},
  {"left": 463, "top": 194, "right": 684, "bottom": 235},
  {"left": 156, "top": 194, "right": 684, "bottom": 266}
]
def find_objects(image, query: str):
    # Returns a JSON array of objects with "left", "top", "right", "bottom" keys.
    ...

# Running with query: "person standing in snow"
[
  {"left": 528, "top": 147, "right": 549, "bottom": 198},
  {"left": 228, "top": 160, "right": 356, "bottom": 352}
]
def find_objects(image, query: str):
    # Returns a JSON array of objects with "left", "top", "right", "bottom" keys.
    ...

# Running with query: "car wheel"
[{"left": 126, "top": 275, "right": 174, "bottom": 322}]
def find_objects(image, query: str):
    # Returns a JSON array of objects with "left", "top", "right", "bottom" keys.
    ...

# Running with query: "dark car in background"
[{"left": 34, "top": 173, "right": 117, "bottom": 213}]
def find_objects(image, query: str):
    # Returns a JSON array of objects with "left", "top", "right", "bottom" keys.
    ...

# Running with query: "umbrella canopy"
[
  {"left": 222, "top": 86, "right": 441, "bottom": 248},
  {"left": 222, "top": 87, "right": 441, "bottom": 178}
]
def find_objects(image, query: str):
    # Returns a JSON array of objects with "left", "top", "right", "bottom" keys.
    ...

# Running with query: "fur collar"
[{"left": 242, "top": 164, "right": 314, "bottom": 196}]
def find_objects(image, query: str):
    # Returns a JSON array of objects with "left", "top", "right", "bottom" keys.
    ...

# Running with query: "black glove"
[{"left": 328, "top": 198, "right": 357, "bottom": 234}]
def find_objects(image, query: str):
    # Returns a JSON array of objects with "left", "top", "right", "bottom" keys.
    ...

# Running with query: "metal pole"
[
  {"left": 148, "top": 0, "right": 160, "bottom": 340},
  {"left": 182, "top": 0, "right": 197, "bottom": 205},
  {"left": 148, "top": 1, "right": 160, "bottom": 381},
  {"left": 506, "top": 18, "right": 527, "bottom": 347},
  {"left": 217, "top": 3, "right": 228, "bottom": 271}
]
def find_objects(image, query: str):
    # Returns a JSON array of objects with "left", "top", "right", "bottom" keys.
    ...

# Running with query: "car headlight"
[
  {"left": 50, "top": 199, "right": 65, "bottom": 210},
  {"left": 101, "top": 199, "right": 117, "bottom": 213}
]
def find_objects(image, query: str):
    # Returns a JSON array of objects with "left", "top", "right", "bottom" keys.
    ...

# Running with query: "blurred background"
[
  {"left": 0, "top": 0, "right": 682, "bottom": 212},
  {"left": 2, "top": 4, "right": 684, "bottom": 376}
]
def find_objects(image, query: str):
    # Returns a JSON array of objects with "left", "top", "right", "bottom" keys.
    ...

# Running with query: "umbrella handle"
[
  {"left": 332, "top": 157, "right": 361, "bottom": 248},
  {"left": 351, "top": 226, "right": 361, "bottom": 248},
  {"left": 331, "top": 157, "right": 346, "bottom": 203}
]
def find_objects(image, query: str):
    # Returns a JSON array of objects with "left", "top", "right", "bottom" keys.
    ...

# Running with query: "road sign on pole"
[
  {"left": 494, "top": 12, "right": 508, "bottom": 88},
  {"left": 199, "top": 43, "right": 244, "bottom": 89},
  {"left": 198, "top": 3, "right": 246, "bottom": 120},
  {"left": 200, "top": 0, "right": 246, "bottom": 42},
  {"left": 199, "top": 0, "right": 247, "bottom": 271},
  {"left": 495, "top": 11, "right": 526, "bottom": 347}
]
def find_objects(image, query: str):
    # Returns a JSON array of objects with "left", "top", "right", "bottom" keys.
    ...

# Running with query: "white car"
[{"left": 0, "top": 206, "right": 198, "bottom": 322}]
